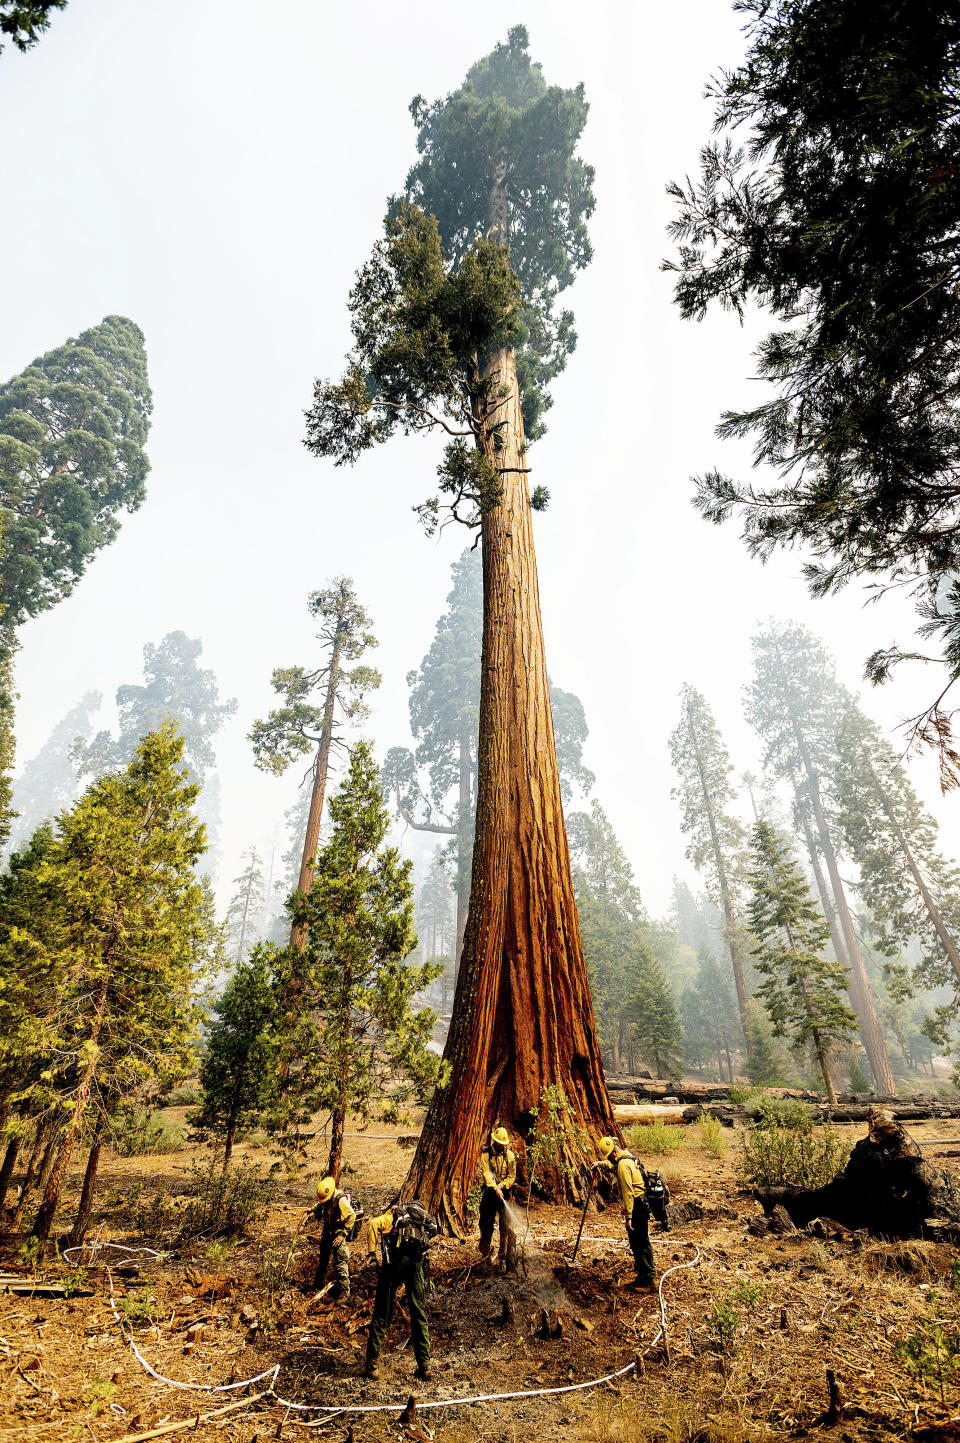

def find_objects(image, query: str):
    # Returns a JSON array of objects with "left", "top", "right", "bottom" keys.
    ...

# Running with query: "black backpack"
[{"left": 389, "top": 1201, "right": 439, "bottom": 1261}]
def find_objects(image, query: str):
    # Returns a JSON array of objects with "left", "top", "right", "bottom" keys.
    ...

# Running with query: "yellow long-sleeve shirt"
[
  {"left": 366, "top": 1208, "right": 395, "bottom": 1258},
  {"left": 612, "top": 1149, "right": 645, "bottom": 1215},
  {"left": 311, "top": 1191, "right": 356, "bottom": 1239},
  {"left": 480, "top": 1145, "right": 517, "bottom": 1191}
]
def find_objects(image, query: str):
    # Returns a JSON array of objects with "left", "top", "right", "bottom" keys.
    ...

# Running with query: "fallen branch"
[{"left": 110, "top": 1389, "right": 268, "bottom": 1442}]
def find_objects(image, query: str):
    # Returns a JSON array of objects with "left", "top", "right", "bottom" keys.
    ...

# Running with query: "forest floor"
[{"left": 4, "top": 1109, "right": 960, "bottom": 1443}]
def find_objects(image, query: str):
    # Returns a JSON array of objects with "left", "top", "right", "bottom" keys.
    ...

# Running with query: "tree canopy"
[
  {"left": 0, "top": 316, "right": 151, "bottom": 630},
  {"left": 0, "top": 1, "right": 65, "bottom": 54}
]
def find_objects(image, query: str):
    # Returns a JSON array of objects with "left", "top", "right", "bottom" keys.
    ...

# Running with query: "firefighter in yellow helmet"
[
  {"left": 478, "top": 1125, "right": 517, "bottom": 1267},
  {"left": 309, "top": 1175, "right": 359, "bottom": 1299},
  {"left": 594, "top": 1136, "right": 655, "bottom": 1292}
]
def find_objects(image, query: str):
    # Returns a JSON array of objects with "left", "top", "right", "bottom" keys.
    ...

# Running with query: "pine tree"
[
  {"left": 270, "top": 742, "right": 444, "bottom": 1179},
  {"left": 305, "top": 28, "right": 614, "bottom": 1222},
  {"left": 250, "top": 579, "right": 379, "bottom": 950},
  {"left": 26, "top": 723, "right": 209, "bottom": 1246},
  {"left": 666, "top": 3, "right": 960, "bottom": 774},
  {"left": 383, "top": 547, "right": 593, "bottom": 975},
  {"left": 680, "top": 948, "right": 742, "bottom": 1083},
  {"left": 225, "top": 848, "right": 266, "bottom": 963},
  {"left": 747, "top": 622, "right": 895, "bottom": 1093},
  {"left": 8, "top": 691, "right": 101, "bottom": 852},
  {"left": 835, "top": 702, "right": 960, "bottom": 994},
  {"left": 748, "top": 821, "right": 857, "bottom": 1103},
  {"left": 193, "top": 949, "right": 276, "bottom": 1174},
  {"left": 630, "top": 949, "right": 683, "bottom": 1081},
  {"left": 669, "top": 685, "right": 753, "bottom": 1043}
]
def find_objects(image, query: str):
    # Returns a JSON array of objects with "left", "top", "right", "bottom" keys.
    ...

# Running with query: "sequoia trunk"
[
  {"left": 66, "top": 1113, "right": 106, "bottom": 1247},
  {"left": 403, "top": 335, "right": 616, "bottom": 1231}
]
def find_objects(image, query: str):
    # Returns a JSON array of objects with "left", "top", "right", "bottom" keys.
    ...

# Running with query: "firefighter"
[
  {"left": 309, "top": 1175, "right": 357, "bottom": 1300},
  {"left": 478, "top": 1125, "right": 517, "bottom": 1266},
  {"left": 594, "top": 1136, "right": 655, "bottom": 1291},
  {"left": 362, "top": 1200, "right": 438, "bottom": 1382}
]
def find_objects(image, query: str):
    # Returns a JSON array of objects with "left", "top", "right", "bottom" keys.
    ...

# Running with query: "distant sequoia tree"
[{"left": 0, "top": 315, "right": 152, "bottom": 842}]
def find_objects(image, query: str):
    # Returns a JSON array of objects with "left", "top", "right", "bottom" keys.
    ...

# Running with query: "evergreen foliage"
[
  {"left": 835, "top": 703, "right": 960, "bottom": 993},
  {"left": 75, "top": 632, "right": 235, "bottom": 784},
  {"left": 305, "top": 26, "right": 593, "bottom": 516},
  {"left": 666, "top": 1, "right": 960, "bottom": 767},
  {"left": 669, "top": 684, "right": 752, "bottom": 1034},
  {"left": 250, "top": 579, "right": 379, "bottom": 779},
  {"left": 8, "top": 690, "right": 100, "bottom": 851},
  {"left": 571, "top": 800, "right": 681, "bottom": 1077},
  {"left": 0, "top": 724, "right": 213, "bottom": 1243},
  {"left": 748, "top": 820, "right": 857, "bottom": 1099},
  {"left": 269, "top": 742, "right": 445, "bottom": 1176},
  {"left": 0, "top": 316, "right": 151, "bottom": 628},
  {"left": 0, "top": 1, "right": 65, "bottom": 52},
  {"left": 193, "top": 948, "right": 277, "bottom": 1173},
  {"left": 680, "top": 948, "right": 742, "bottom": 1082},
  {"left": 225, "top": 848, "right": 266, "bottom": 963}
]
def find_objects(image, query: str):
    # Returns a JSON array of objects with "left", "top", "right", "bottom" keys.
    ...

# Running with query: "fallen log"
[
  {"left": 613, "top": 1105, "right": 689, "bottom": 1125},
  {"left": 757, "top": 1107, "right": 960, "bottom": 1238}
]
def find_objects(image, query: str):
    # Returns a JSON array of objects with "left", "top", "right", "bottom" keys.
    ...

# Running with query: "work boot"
[
  {"left": 628, "top": 1277, "right": 656, "bottom": 1293},
  {"left": 478, "top": 1241, "right": 492, "bottom": 1262},
  {"left": 414, "top": 1365, "right": 432, "bottom": 1382},
  {"left": 361, "top": 1362, "right": 379, "bottom": 1380}
]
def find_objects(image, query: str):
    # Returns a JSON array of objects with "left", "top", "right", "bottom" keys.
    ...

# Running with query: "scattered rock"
[{"left": 665, "top": 1199, "right": 703, "bottom": 1228}]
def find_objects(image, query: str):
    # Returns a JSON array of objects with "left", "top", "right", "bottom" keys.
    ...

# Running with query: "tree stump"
[{"left": 757, "top": 1107, "right": 960, "bottom": 1238}]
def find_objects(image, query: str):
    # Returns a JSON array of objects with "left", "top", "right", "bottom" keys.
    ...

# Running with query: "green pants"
[
  {"left": 313, "top": 1230, "right": 350, "bottom": 1295},
  {"left": 364, "top": 1257, "right": 429, "bottom": 1371},
  {"left": 628, "top": 1197, "right": 655, "bottom": 1284}
]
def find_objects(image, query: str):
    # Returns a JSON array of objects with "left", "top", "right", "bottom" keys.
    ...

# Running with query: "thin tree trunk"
[
  {"left": 0, "top": 1134, "right": 20, "bottom": 1215},
  {"left": 290, "top": 644, "right": 342, "bottom": 950},
  {"left": 403, "top": 246, "right": 615, "bottom": 1230},
  {"left": 222, "top": 1125, "right": 235, "bottom": 1177},
  {"left": 811, "top": 1030, "right": 838, "bottom": 1106},
  {"left": 36, "top": 1129, "right": 59, "bottom": 1197},
  {"left": 33, "top": 971, "right": 111, "bottom": 1247},
  {"left": 869, "top": 763, "right": 960, "bottom": 986},
  {"left": 686, "top": 702, "right": 752, "bottom": 1050},
  {"left": 66, "top": 1113, "right": 107, "bottom": 1247},
  {"left": 11, "top": 1134, "right": 42, "bottom": 1233},
  {"left": 798, "top": 796, "right": 850, "bottom": 972},
  {"left": 327, "top": 1101, "right": 346, "bottom": 1181},
  {"left": 791, "top": 736, "right": 895, "bottom": 1094}
]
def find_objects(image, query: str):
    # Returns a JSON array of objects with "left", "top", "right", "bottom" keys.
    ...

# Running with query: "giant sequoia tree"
[
  {"left": 384, "top": 546, "right": 593, "bottom": 974},
  {"left": 305, "top": 26, "right": 614, "bottom": 1225},
  {"left": 8, "top": 691, "right": 101, "bottom": 852},
  {"left": 0, "top": 316, "right": 151, "bottom": 835},
  {"left": 747, "top": 623, "right": 895, "bottom": 1092},
  {"left": 666, "top": 2, "right": 960, "bottom": 773}
]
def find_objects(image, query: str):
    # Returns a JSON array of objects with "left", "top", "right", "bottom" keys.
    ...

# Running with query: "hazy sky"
[{"left": 2, "top": 0, "right": 955, "bottom": 920}]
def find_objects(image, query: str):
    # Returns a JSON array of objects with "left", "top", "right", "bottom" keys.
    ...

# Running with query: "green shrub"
[
  {"left": 728, "top": 1085, "right": 763, "bottom": 1107},
  {"left": 738, "top": 1115, "right": 850, "bottom": 1188},
  {"left": 162, "top": 1084, "right": 201, "bottom": 1107},
  {"left": 697, "top": 1116, "right": 728, "bottom": 1158},
  {"left": 178, "top": 1158, "right": 277, "bottom": 1239},
  {"left": 895, "top": 1318, "right": 960, "bottom": 1403},
  {"left": 709, "top": 1298, "right": 741, "bottom": 1353},
  {"left": 626, "top": 1120, "right": 688, "bottom": 1156},
  {"left": 749, "top": 1097, "right": 815, "bottom": 1129},
  {"left": 110, "top": 1105, "right": 185, "bottom": 1157}
]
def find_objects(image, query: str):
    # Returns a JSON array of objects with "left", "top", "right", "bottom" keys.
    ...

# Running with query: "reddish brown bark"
[
  {"left": 402, "top": 335, "right": 616, "bottom": 1231},
  {"left": 0, "top": 1134, "right": 20, "bottom": 1215}
]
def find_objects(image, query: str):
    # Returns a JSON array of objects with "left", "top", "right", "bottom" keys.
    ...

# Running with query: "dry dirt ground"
[{"left": 5, "top": 1111, "right": 960, "bottom": 1443}]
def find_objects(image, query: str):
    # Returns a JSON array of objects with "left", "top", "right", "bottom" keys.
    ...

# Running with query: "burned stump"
[{"left": 758, "top": 1107, "right": 960, "bottom": 1238}]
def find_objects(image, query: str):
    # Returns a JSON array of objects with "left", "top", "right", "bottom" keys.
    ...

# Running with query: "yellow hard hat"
[
  {"left": 316, "top": 1176, "right": 336, "bottom": 1205},
  {"left": 597, "top": 1136, "right": 618, "bottom": 1161},
  {"left": 491, "top": 1126, "right": 509, "bottom": 1147}
]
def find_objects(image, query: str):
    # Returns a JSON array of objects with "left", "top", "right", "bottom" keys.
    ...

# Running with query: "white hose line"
[{"left": 63, "top": 1237, "right": 701, "bottom": 1416}]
